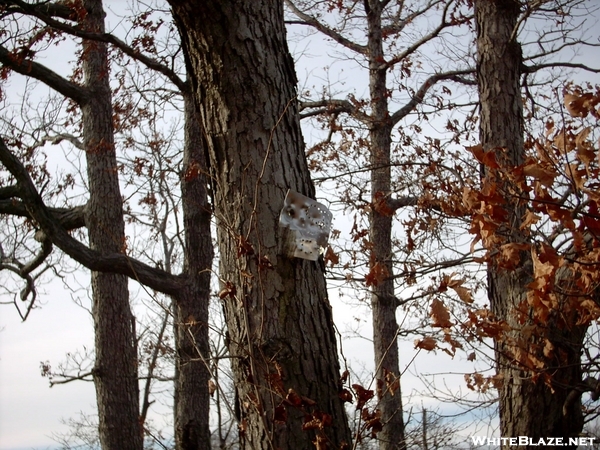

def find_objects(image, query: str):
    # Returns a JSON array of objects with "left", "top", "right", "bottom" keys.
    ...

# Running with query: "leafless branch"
[
  {"left": 0, "top": 200, "right": 86, "bottom": 230},
  {"left": 523, "top": 61, "right": 600, "bottom": 74},
  {"left": 0, "top": 135, "right": 185, "bottom": 295},
  {"left": 284, "top": 0, "right": 368, "bottom": 55},
  {"left": 380, "top": 0, "right": 461, "bottom": 71},
  {"left": 390, "top": 69, "right": 475, "bottom": 126},
  {"left": 0, "top": 0, "right": 188, "bottom": 92},
  {"left": 299, "top": 98, "right": 371, "bottom": 123},
  {"left": 0, "top": 45, "right": 88, "bottom": 103}
]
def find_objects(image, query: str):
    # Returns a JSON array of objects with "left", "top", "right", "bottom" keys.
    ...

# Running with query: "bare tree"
[
  {"left": 285, "top": 1, "right": 476, "bottom": 447},
  {"left": 475, "top": 0, "right": 599, "bottom": 445},
  {"left": 0, "top": 1, "right": 212, "bottom": 448},
  {"left": 168, "top": 0, "right": 353, "bottom": 448}
]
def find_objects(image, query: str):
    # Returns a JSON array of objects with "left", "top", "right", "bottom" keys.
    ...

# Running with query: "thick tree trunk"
[
  {"left": 81, "top": 1, "right": 142, "bottom": 449},
  {"left": 365, "top": 1, "right": 406, "bottom": 449},
  {"left": 172, "top": 89, "right": 213, "bottom": 450},
  {"left": 476, "top": 1, "right": 584, "bottom": 446},
  {"left": 169, "top": 1, "right": 352, "bottom": 448}
]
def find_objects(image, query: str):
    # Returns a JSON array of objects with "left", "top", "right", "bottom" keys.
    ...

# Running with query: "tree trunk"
[
  {"left": 172, "top": 88, "right": 213, "bottom": 450},
  {"left": 365, "top": 1, "right": 406, "bottom": 449},
  {"left": 475, "top": 1, "right": 584, "bottom": 446},
  {"left": 81, "top": 0, "right": 142, "bottom": 449},
  {"left": 169, "top": 1, "right": 352, "bottom": 448}
]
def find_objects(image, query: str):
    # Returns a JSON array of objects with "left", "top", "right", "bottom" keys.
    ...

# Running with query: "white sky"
[{"left": 0, "top": 283, "right": 96, "bottom": 449}]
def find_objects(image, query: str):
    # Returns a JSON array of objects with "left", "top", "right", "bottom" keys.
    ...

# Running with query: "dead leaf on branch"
[
  {"left": 365, "top": 261, "right": 389, "bottom": 287},
  {"left": 466, "top": 144, "right": 500, "bottom": 169},
  {"left": 267, "top": 370, "right": 285, "bottom": 396},
  {"left": 521, "top": 210, "right": 541, "bottom": 230},
  {"left": 575, "top": 127, "right": 595, "bottom": 169},
  {"left": 239, "top": 419, "right": 247, "bottom": 437},
  {"left": 352, "top": 384, "right": 374, "bottom": 410},
  {"left": 553, "top": 128, "right": 576, "bottom": 154},
  {"left": 285, "top": 388, "right": 317, "bottom": 408},
  {"left": 218, "top": 281, "right": 236, "bottom": 300},
  {"left": 529, "top": 246, "right": 557, "bottom": 292},
  {"left": 499, "top": 242, "right": 529, "bottom": 270},
  {"left": 443, "top": 331, "right": 463, "bottom": 356},
  {"left": 340, "top": 370, "right": 349, "bottom": 384},
  {"left": 339, "top": 388, "right": 353, "bottom": 403},
  {"left": 543, "top": 338, "right": 555, "bottom": 359},
  {"left": 445, "top": 274, "right": 474, "bottom": 304},
  {"left": 430, "top": 298, "right": 453, "bottom": 328},
  {"left": 323, "top": 245, "right": 339, "bottom": 267},
  {"left": 274, "top": 403, "right": 288, "bottom": 424},
  {"left": 577, "top": 299, "right": 600, "bottom": 325},
  {"left": 383, "top": 367, "right": 400, "bottom": 397},
  {"left": 373, "top": 191, "right": 395, "bottom": 217},
  {"left": 285, "top": 388, "right": 302, "bottom": 407},
  {"left": 523, "top": 162, "right": 556, "bottom": 187},
  {"left": 362, "top": 408, "right": 383, "bottom": 438},
  {"left": 464, "top": 309, "right": 510, "bottom": 340},
  {"left": 414, "top": 336, "right": 437, "bottom": 351},
  {"left": 183, "top": 161, "right": 202, "bottom": 181},
  {"left": 236, "top": 234, "right": 254, "bottom": 257},
  {"left": 565, "top": 162, "right": 587, "bottom": 190},
  {"left": 564, "top": 93, "right": 598, "bottom": 118},
  {"left": 465, "top": 372, "right": 503, "bottom": 393},
  {"left": 302, "top": 411, "right": 333, "bottom": 431}
]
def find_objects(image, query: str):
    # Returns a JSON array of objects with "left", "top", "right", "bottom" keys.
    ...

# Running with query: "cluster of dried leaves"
[{"left": 411, "top": 85, "right": 600, "bottom": 391}]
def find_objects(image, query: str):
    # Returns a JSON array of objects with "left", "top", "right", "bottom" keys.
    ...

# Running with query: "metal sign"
[{"left": 279, "top": 190, "right": 332, "bottom": 261}]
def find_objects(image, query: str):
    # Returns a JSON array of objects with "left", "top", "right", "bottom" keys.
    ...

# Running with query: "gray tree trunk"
[
  {"left": 172, "top": 89, "right": 213, "bottom": 450},
  {"left": 81, "top": 0, "right": 142, "bottom": 449},
  {"left": 169, "top": 1, "right": 352, "bottom": 448},
  {"left": 476, "top": 1, "right": 584, "bottom": 447},
  {"left": 365, "top": 1, "right": 406, "bottom": 449}
]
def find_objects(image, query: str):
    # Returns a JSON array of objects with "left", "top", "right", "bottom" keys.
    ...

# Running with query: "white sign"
[{"left": 279, "top": 190, "right": 332, "bottom": 261}]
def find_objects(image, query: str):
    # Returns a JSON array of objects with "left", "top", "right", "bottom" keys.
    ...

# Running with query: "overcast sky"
[{"left": 0, "top": 283, "right": 96, "bottom": 449}]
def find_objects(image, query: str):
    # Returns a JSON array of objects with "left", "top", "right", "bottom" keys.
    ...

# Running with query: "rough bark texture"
[
  {"left": 476, "top": 1, "right": 584, "bottom": 446},
  {"left": 365, "top": 1, "right": 406, "bottom": 449},
  {"left": 172, "top": 90, "right": 213, "bottom": 450},
  {"left": 81, "top": 1, "right": 142, "bottom": 449},
  {"left": 169, "top": 1, "right": 352, "bottom": 448}
]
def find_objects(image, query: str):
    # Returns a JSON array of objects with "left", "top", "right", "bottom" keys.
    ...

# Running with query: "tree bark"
[
  {"left": 475, "top": 1, "right": 584, "bottom": 446},
  {"left": 172, "top": 88, "right": 213, "bottom": 450},
  {"left": 365, "top": 1, "right": 406, "bottom": 449},
  {"left": 169, "top": 1, "right": 352, "bottom": 448},
  {"left": 81, "top": 1, "right": 142, "bottom": 448}
]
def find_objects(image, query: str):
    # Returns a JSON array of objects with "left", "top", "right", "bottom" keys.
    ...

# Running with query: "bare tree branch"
[
  {"left": 523, "top": 61, "right": 600, "bottom": 74},
  {"left": 0, "top": 234, "right": 51, "bottom": 319},
  {"left": 0, "top": 0, "right": 188, "bottom": 92},
  {"left": 380, "top": 0, "right": 461, "bottom": 71},
  {"left": 0, "top": 184, "right": 20, "bottom": 199},
  {"left": 0, "top": 45, "right": 88, "bottom": 103},
  {"left": 140, "top": 310, "right": 169, "bottom": 424},
  {"left": 1, "top": 0, "right": 76, "bottom": 20},
  {"left": 387, "top": 195, "right": 419, "bottom": 211},
  {"left": 381, "top": 0, "right": 445, "bottom": 37},
  {"left": 284, "top": 0, "right": 368, "bottom": 55},
  {"left": 390, "top": 69, "right": 474, "bottom": 125},
  {"left": 299, "top": 98, "right": 371, "bottom": 123},
  {"left": 0, "top": 135, "right": 185, "bottom": 295},
  {"left": 0, "top": 200, "right": 86, "bottom": 230}
]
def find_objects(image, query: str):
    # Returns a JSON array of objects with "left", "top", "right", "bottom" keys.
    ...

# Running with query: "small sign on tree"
[{"left": 279, "top": 190, "right": 332, "bottom": 261}]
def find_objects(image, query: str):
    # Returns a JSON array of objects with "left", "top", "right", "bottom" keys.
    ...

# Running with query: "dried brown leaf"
[{"left": 430, "top": 298, "right": 453, "bottom": 328}]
